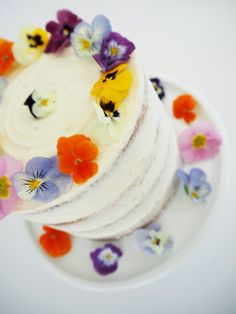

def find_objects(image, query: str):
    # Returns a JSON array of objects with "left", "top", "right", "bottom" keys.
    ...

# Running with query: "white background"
[{"left": 0, "top": 0, "right": 235, "bottom": 313}]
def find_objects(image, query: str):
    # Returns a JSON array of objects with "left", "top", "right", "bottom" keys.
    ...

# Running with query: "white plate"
[{"left": 26, "top": 76, "right": 230, "bottom": 291}]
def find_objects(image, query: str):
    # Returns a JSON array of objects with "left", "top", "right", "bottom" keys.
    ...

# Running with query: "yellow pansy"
[
  {"left": 13, "top": 26, "right": 49, "bottom": 65},
  {"left": 90, "top": 63, "right": 132, "bottom": 108}
]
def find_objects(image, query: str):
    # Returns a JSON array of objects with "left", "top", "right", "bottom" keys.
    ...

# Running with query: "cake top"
[{"left": 0, "top": 9, "right": 143, "bottom": 218}]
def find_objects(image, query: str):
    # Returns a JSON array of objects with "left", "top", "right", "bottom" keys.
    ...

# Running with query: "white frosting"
[{"left": 0, "top": 46, "right": 180, "bottom": 239}]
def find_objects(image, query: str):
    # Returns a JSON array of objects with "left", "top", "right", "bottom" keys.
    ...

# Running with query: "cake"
[{"left": 0, "top": 10, "right": 179, "bottom": 240}]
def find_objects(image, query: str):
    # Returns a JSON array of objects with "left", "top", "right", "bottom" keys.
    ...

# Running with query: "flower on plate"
[
  {"left": 131, "top": 223, "right": 173, "bottom": 255},
  {"left": 173, "top": 94, "right": 197, "bottom": 124},
  {"left": 57, "top": 134, "right": 99, "bottom": 184},
  {"left": 177, "top": 168, "right": 211, "bottom": 203},
  {"left": 13, "top": 26, "right": 49, "bottom": 65},
  {"left": 24, "top": 89, "right": 57, "bottom": 119},
  {"left": 93, "top": 32, "right": 135, "bottom": 72},
  {"left": 71, "top": 15, "right": 111, "bottom": 57},
  {"left": 39, "top": 226, "right": 72, "bottom": 257},
  {"left": 0, "top": 76, "right": 7, "bottom": 102},
  {"left": 150, "top": 77, "right": 165, "bottom": 100},
  {"left": 91, "top": 63, "right": 132, "bottom": 108},
  {"left": 179, "top": 122, "right": 222, "bottom": 163},
  {"left": 0, "top": 39, "right": 15, "bottom": 75},
  {"left": 12, "top": 156, "right": 71, "bottom": 202},
  {"left": 0, "top": 155, "right": 22, "bottom": 219},
  {"left": 45, "top": 9, "right": 82, "bottom": 53},
  {"left": 90, "top": 243, "right": 123, "bottom": 275}
]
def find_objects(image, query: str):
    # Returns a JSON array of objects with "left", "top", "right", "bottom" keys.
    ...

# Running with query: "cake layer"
[
  {"left": 1, "top": 49, "right": 145, "bottom": 216},
  {"left": 71, "top": 121, "right": 179, "bottom": 239},
  {"left": 20, "top": 78, "right": 161, "bottom": 224},
  {"left": 55, "top": 84, "right": 171, "bottom": 233}
]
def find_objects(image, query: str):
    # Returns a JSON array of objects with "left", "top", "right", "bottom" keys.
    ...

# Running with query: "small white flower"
[
  {"left": 31, "top": 90, "right": 57, "bottom": 119},
  {"left": 142, "top": 229, "right": 170, "bottom": 255},
  {"left": 104, "top": 40, "right": 127, "bottom": 60}
]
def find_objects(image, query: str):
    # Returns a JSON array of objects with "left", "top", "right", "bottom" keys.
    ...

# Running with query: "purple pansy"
[
  {"left": 93, "top": 32, "right": 135, "bottom": 71},
  {"left": 150, "top": 78, "right": 165, "bottom": 100},
  {"left": 45, "top": 9, "right": 82, "bottom": 53},
  {"left": 177, "top": 168, "right": 212, "bottom": 203},
  {"left": 90, "top": 243, "right": 123, "bottom": 275},
  {"left": 12, "top": 156, "right": 71, "bottom": 203},
  {"left": 131, "top": 223, "right": 173, "bottom": 255}
]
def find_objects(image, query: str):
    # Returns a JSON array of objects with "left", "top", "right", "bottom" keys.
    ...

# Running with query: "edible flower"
[
  {"left": 0, "top": 155, "right": 22, "bottom": 219},
  {"left": 0, "top": 39, "right": 15, "bottom": 75},
  {"left": 90, "top": 243, "right": 123, "bottom": 275},
  {"left": 13, "top": 26, "right": 49, "bottom": 65},
  {"left": 173, "top": 94, "right": 197, "bottom": 124},
  {"left": 71, "top": 15, "right": 111, "bottom": 57},
  {"left": 131, "top": 223, "right": 173, "bottom": 255},
  {"left": 93, "top": 32, "right": 135, "bottom": 72},
  {"left": 0, "top": 77, "right": 7, "bottom": 102},
  {"left": 150, "top": 77, "right": 165, "bottom": 100},
  {"left": 177, "top": 168, "right": 211, "bottom": 203},
  {"left": 12, "top": 156, "right": 71, "bottom": 202},
  {"left": 179, "top": 122, "right": 222, "bottom": 163},
  {"left": 24, "top": 89, "right": 57, "bottom": 119},
  {"left": 39, "top": 226, "right": 72, "bottom": 257},
  {"left": 45, "top": 9, "right": 82, "bottom": 53},
  {"left": 57, "top": 134, "right": 99, "bottom": 184},
  {"left": 91, "top": 63, "right": 132, "bottom": 108}
]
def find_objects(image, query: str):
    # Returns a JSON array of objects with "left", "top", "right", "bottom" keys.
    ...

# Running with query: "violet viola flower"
[
  {"left": 90, "top": 243, "right": 123, "bottom": 275},
  {"left": 177, "top": 168, "right": 212, "bottom": 203},
  {"left": 45, "top": 9, "right": 82, "bottom": 53},
  {"left": 12, "top": 156, "right": 71, "bottom": 203},
  {"left": 93, "top": 32, "right": 135, "bottom": 72},
  {"left": 150, "top": 77, "right": 165, "bottom": 100}
]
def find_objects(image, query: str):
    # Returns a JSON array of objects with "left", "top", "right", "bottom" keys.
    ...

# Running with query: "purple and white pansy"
[
  {"left": 93, "top": 32, "right": 135, "bottom": 72},
  {"left": 12, "top": 156, "right": 71, "bottom": 203},
  {"left": 177, "top": 168, "right": 212, "bottom": 203},
  {"left": 90, "top": 243, "right": 123, "bottom": 275},
  {"left": 45, "top": 9, "right": 82, "bottom": 53},
  {"left": 71, "top": 15, "right": 111, "bottom": 57},
  {"left": 131, "top": 223, "right": 173, "bottom": 255}
]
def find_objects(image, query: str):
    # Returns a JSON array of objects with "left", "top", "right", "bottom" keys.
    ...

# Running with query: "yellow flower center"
[
  {"left": 152, "top": 237, "right": 160, "bottom": 246},
  {"left": 81, "top": 39, "right": 91, "bottom": 50},
  {"left": 28, "top": 179, "right": 42, "bottom": 191},
  {"left": 0, "top": 176, "right": 11, "bottom": 199},
  {"left": 41, "top": 98, "right": 49, "bottom": 107},
  {"left": 191, "top": 191, "right": 198, "bottom": 199},
  {"left": 110, "top": 47, "right": 118, "bottom": 56},
  {"left": 27, "top": 28, "right": 49, "bottom": 49},
  {"left": 105, "top": 253, "right": 113, "bottom": 261},
  {"left": 192, "top": 134, "right": 207, "bottom": 149}
]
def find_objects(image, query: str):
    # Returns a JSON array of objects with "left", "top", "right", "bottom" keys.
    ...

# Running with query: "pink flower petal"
[
  {"left": 0, "top": 186, "right": 20, "bottom": 219},
  {"left": 0, "top": 157, "right": 7, "bottom": 177},
  {"left": 1, "top": 155, "right": 22, "bottom": 177}
]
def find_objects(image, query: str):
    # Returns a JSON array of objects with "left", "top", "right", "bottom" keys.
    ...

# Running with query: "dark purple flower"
[
  {"left": 90, "top": 243, "right": 123, "bottom": 275},
  {"left": 150, "top": 77, "right": 165, "bottom": 100},
  {"left": 45, "top": 9, "right": 82, "bottom": 53},
  {"left": 93, "top": 32, "right": 135, "bottom": 72}
]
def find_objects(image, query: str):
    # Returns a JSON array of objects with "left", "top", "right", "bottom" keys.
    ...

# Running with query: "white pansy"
[{"left": 31, "top": 90, "right": 57, "bottom": 119}]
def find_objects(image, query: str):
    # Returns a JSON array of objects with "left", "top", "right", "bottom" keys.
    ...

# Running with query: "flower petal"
[
  {"left": 34, "top": 180, "right": 59, "bottom": 202},
  {"left": 91, "top": 15, "right": 111, "bottom": 41},
  {"left": 75, "top": 140, "right": 98, "bottom": 161},
  {"left": 0, "top": 157, "right": 7, "bottom": 177},
  {"left": 0, "top": 186, "right": 20, "bottom": 218},
  {"left": 12, "top": 172, "right": 37, "bottom": 201},
  {"left": 25, "top": 157, "right": 52, "bottom": 178},
  {"left": 72, "top": 161, "right": 98, "bottom": 184},
  {"left": 177, "top": 169, "right": 190, "bottom": 186}
]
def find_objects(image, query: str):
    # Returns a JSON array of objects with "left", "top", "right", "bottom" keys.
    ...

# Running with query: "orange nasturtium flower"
[
  {"left": 57, "top": 134, "right": 99, "bottom": 184},
  {"left": 39, "top": 226, "right": 72, "bottom": 257},
  {"left": 173, "top": 94, "right": 197, "bottom": 124},
  {"left": 0, "top": 39, "right": 15, "bottom": 75}
]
